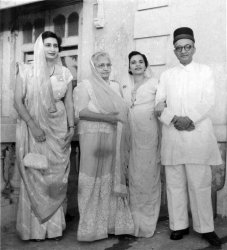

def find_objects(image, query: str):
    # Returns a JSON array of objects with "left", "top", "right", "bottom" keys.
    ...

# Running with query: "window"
[
  {"left": 23, "top": 22, "right": 33, "bottom": 43},
  {"left": 20, "top": 4, "right": 80, "bottom": 87},
  {"left": 53, "top": 15, "right": 66, "bottom": 38},
  {"left": 61, "top": 47, "right": 78, "bottom": 87},
  {"left": 34, "top": 18, "right": 45, "bottom": 41},
  {"left": 23, "top": 18, "right": 45, "bottom": 44},
  {"left": 68, "top": 12, "right": 79, "bottom": 36}
]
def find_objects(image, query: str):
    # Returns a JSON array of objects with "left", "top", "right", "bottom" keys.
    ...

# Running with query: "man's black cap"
[{"left": 173, "top": 27, "right": 195, "bottom": 44}]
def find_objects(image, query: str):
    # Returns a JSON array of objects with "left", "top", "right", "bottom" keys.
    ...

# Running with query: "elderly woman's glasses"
[
  {"left": 96, "top": 63, "right": 112, "bottom": 69},
  {"left": 175, "top": 44, "right": 193, "bottom": 53}
]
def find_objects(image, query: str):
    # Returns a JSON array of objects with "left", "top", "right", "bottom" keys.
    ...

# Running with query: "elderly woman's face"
[{"left": 94, "top": 56, "right": 112, "bottom": 81}]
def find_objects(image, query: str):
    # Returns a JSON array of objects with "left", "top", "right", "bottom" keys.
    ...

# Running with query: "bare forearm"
[
  {"left": 64, "top": 82, "right": 75, "bottom": 128},
  {"left": 79, "top": 108, "right": 116, "bottom": 124},
  {"left": 14, "top": 73, "right": 37, "bottom": 128},
  {"left": 80, "top": 109, "right": 107, "bottom": 122},
  {"left": 65, "top": 102, "right": 74, "bottom": 127},
  {"left": 14, "top": 99, "right": 36, "bottom": 128}
]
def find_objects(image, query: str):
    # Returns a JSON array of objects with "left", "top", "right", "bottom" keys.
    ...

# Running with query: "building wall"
[
  {"left": 1, "top": 9, "right": 17, "bottom": 142},
  {"left": 79, "top": 0, "right": 137, "bottom": 81}
]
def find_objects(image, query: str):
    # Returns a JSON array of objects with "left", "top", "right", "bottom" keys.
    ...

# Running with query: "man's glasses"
[
  {"left": 96, "top": 63, "right": 112, "bottom": 69},
  {"left": 175, "top": 44, "right": 193, "bottom": 53}
]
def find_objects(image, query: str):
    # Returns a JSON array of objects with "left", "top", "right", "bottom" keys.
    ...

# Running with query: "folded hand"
[{"left": 172, "top": 116, "right": 195, "bottom": 131}]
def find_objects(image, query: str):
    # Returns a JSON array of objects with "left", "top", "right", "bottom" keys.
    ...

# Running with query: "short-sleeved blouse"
[
  {"left": 51, "top": 66, "right": 73, "bottom": 101},
  {"left": 122, "top": 77, "right": 158, "bottom": 109}
]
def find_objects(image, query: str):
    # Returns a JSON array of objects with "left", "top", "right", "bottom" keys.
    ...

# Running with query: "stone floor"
[{"left": 1, "top": 215, "right": 227, "bottom": 250}]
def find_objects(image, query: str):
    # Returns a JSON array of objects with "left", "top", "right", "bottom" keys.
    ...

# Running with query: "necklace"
[{"left": 49, "top": 65, "right": 55, "bottom": 77}]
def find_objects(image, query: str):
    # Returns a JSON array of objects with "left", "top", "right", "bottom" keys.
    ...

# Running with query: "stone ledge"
[
  {"left": 1, "top": 202, "right": 17, "bottom": 228},
  {"left": 1, "top": 124, "right": 16, "bottom": 143}
]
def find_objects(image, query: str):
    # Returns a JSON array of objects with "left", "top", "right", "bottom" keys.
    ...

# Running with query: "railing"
[{"left": 1, "top": 143, "right": 20, "bottom": 203}]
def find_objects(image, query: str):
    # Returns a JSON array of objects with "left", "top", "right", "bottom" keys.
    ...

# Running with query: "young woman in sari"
[
  {"left": 14, "top": 31, "right": 74, "bottom": 241},
  {"left": 121, "top": 51, "right": 161, "bottom": 238},
  {"left": 73, "top": 52, "right": 134, "bottom": 241}
]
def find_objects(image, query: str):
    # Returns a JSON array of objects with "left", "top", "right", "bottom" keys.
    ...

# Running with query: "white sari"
[
  {"left": 122, "top": 73, "right": 161, "bottom": 237},
  {"left": 16, "top": 34, "right": 73, "bottom": 240},
  {"left": 73, "top": 54, "right": 134, "bottom": 241}
]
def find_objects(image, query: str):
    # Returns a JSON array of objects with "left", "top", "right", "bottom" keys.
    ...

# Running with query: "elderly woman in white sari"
[
  {"left": 73, "top": 52, "right": 134, "bottom": 242},
  {"left": 121, "top": 51, "right": 161, "bottom": 238},
  {"left": 14, "top": 31, "right": 74, "bottom": 241}
]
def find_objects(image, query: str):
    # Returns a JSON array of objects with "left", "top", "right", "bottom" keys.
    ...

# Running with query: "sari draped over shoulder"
[
  {"left": 16, "top": 33, "right": 72, "bottom": 236},
  {"left": 74, "top": 56, "right": 134, "bottom": 241},
  {"left": 88, "top": 60, "right": 130, "bottom": 197}
]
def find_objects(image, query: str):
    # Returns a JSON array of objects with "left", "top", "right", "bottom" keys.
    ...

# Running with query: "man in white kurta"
[{"left": 155, "top": 27, "right": 222, "bottom": 247}]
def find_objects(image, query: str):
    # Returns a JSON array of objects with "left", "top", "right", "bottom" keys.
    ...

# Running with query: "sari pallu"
[
  {"left": 88, "top": 59, "right": 130, "bottom": 196},
  {"left": 16, "top": 34, "right": 71, "bottom": 239},
  {"left": 75, "top": 54, "right": 134, "bottom": 241},
  {"left": 75, "top": 79, "right": 134, "bottom": 241}
]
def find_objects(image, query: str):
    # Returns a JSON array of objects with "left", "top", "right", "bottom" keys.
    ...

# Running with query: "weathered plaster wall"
[
  {"left": 1, "top": 9, "right": 17, "bottom": 143},
  {"left": 94, "top": 0, "right": 136, "bottom": 79},
  {"left": 79, "top": 0, "right": 136, "bottom": 81}
]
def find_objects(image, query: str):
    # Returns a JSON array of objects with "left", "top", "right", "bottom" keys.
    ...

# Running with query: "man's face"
[{"left": 174, "top": 39, "right": 196, "bottom": 65}]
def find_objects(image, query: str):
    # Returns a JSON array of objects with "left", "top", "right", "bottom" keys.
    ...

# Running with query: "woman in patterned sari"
[
  {"left": 73, "top": 52, "right": 134, "bottom": 241},
  {"left": 14, "top": 31, "right": 74, "bottom": 241}
]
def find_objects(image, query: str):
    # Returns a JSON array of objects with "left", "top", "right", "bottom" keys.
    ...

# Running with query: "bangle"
[{"left": 68, "top": 125, "right": 75, "bottom": 129}]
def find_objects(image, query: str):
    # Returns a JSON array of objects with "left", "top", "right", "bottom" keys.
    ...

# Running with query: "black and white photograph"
[{"left": 1, "top": 0, "right": 227, "bottom": 249}]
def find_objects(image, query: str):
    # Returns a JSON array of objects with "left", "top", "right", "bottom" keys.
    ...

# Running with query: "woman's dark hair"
[
  {"left": 128, "top": 51, "right": 149, "bottom": 75},
  {"left": 41, "top": 31, "right": 62, "bottom": 51}
]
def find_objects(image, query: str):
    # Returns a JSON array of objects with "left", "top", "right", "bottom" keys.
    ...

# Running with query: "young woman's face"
[
  {"left": 129, "top": 54, "right": 146, "bottom": 75},
  {"left": 94, "top": 56, "right": 112, "bottom": 81},
  {"left": 43, "top": 37, "right": 59, "bottom": 60}
]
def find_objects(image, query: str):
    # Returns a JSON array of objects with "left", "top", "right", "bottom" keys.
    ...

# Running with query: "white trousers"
[{"left": 165, "top": 164, "right": 214, "bottom": 233}]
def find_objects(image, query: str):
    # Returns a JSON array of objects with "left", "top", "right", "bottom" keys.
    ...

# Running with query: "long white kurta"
[{"left": 155, "top": 62, "right": 222, "bottom": 166}]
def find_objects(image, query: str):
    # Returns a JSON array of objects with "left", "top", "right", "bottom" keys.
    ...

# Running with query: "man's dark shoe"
[
  {"left": 202, "top": 231, "right": 222, "bottom": 247},
  {"left": 170, "top": 227, "right": 190, "bottom": 240}
]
